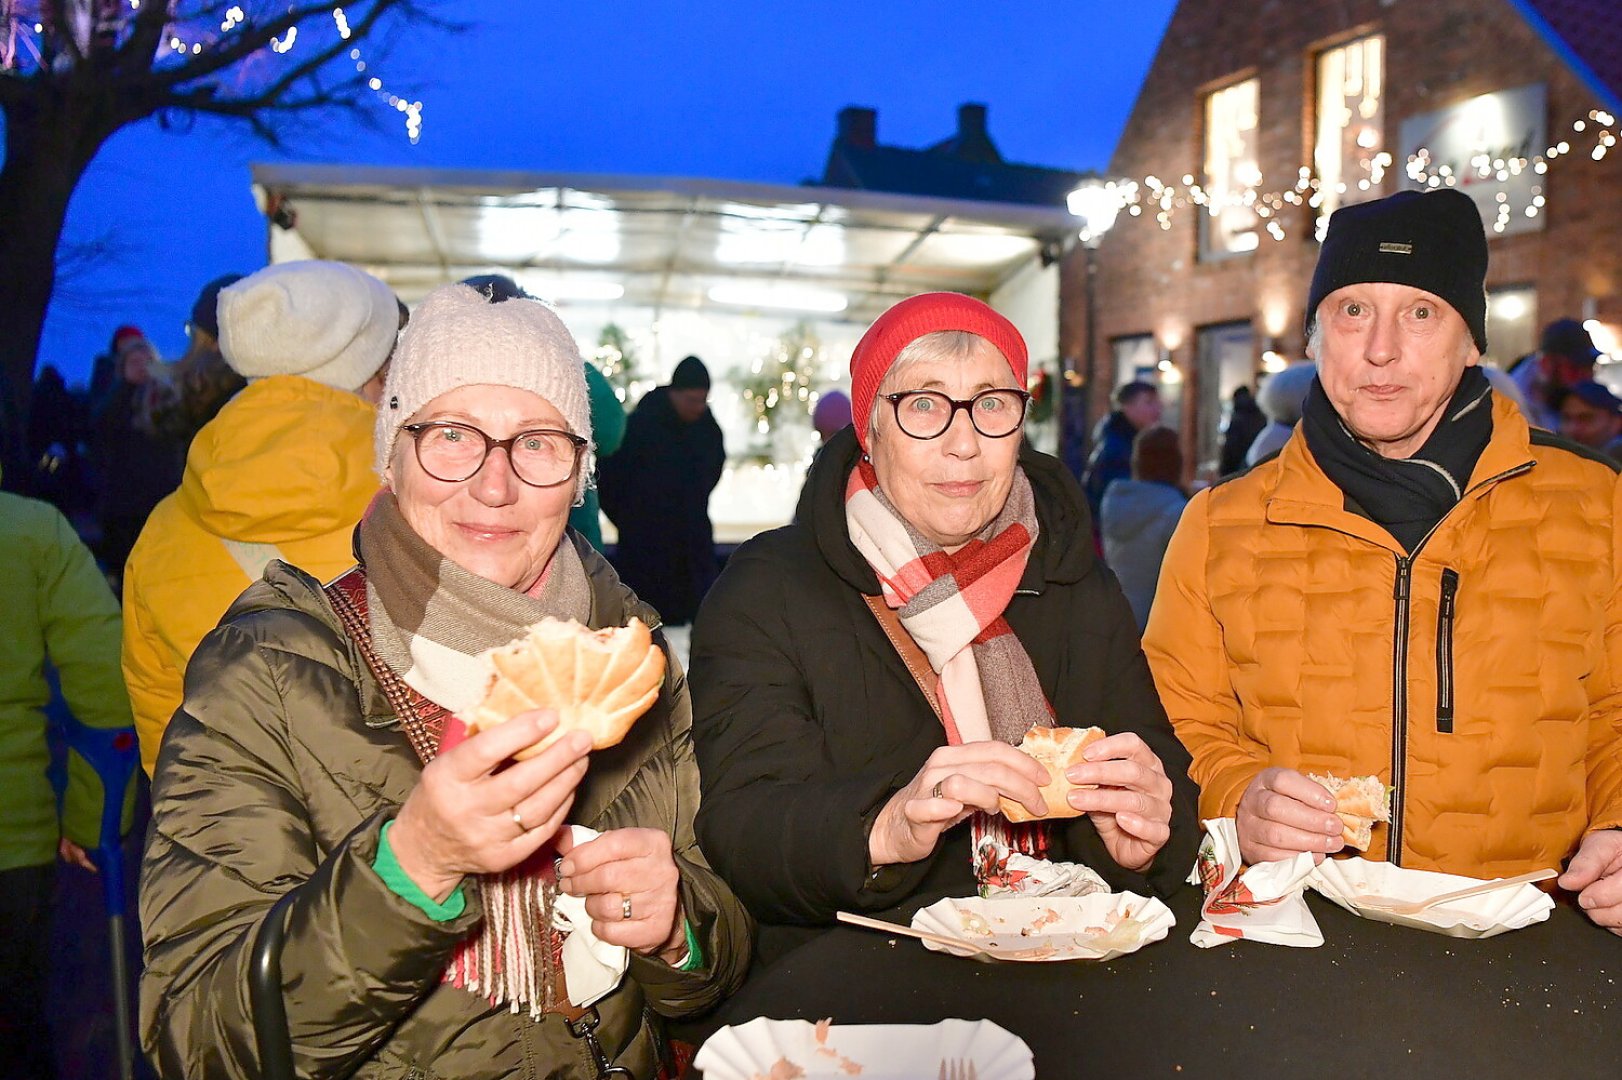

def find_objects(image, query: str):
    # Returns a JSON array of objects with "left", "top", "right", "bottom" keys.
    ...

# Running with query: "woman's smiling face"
[
  {"left": 389, "top": 383, "right": 579, "bottom": 591},
  {"left": 868, "top": 336, "right": 1023, "bottom": 551}
]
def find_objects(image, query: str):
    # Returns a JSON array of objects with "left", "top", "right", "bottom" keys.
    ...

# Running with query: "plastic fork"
[
  {"left": 1354, "top": 867, "right": 1557, "bottom": 915},
  {"left": 939, "top": 1059, "right": 978, "bottom": 1080},
  {"left": 836, "top": 910, "right": 1056, "bottom": 961}
]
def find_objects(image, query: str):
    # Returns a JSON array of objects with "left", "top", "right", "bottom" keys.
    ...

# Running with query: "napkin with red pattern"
[{"left": 1189, "top": 818, "right": 1323, "bottom": 948}]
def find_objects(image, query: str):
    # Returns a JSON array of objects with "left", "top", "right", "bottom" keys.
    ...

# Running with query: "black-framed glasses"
[
  {"left": 403, "top": 421, "right": 586, "bottom": 488},
  {"left": 881, "top": 388, "right": 1031, "bottom": 440}
]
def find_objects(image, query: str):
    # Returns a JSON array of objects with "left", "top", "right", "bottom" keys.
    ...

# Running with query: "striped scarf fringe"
[{"left": 452, "top": 862, "right": 567, "bottom": 1018}]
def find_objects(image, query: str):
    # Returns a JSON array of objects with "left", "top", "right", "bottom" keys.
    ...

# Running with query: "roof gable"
[
  {"left": 1508, "top": 0, "right": 1622, "bottom": 110},
  {"left": 823, "top": 143, "right": 1087, "bottom": 207},
  {"left": 818, "top": 104, "right": 1087, "bottom": 208}
]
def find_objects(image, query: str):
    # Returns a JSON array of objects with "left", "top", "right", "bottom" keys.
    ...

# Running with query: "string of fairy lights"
[
  {"left": 1083, "top": 107, "right": 1616, "bottom": 244},
  {"left": 0, "top": 1, "right": 422, "bottom": 144}
]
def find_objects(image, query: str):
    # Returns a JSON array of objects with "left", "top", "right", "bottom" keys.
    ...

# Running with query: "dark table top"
[{"left": 686, "top": 888, "right": 1622, "bottom": 1078}]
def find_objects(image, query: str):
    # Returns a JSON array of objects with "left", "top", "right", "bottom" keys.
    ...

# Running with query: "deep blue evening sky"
[{"left": 35, "top": 2, "right": 1178, "bottom": 386}]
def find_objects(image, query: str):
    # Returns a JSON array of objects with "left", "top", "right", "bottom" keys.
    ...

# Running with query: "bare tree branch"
[
  {"left": 114, "top": 0, "right": 182, "bottom": 79},
  {"left": 154, "top": 1, "right": 413, "bottom": 122},
  {"left": 149, "top": 0, "right": 349, "bottom": 89},
  {"left": 165, "top": 77, "right": 378, "bottom": 148},
  {"left": 151, "top": 0, "right": 402, "bottom": 92}
]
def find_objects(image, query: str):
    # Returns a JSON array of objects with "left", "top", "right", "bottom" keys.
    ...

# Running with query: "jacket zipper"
[
  {"left": 1389, "top": 557, "right": 1413, "bottom": 864},
  {"left": 1436, "top": 569, "right": 1459, "bottom": 733},
  {"left": 1384, "top": 460, "right": 1532, "bottom": 865}
]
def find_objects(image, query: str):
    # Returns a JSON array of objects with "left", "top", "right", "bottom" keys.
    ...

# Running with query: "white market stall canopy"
[{"left": 250, "top": 163, "right": 1075, "bottom": 323}]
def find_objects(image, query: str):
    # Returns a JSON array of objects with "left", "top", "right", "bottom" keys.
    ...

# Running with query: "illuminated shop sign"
[{"left": 1399, "top": 83, "right": 1548, "bottom": 237}]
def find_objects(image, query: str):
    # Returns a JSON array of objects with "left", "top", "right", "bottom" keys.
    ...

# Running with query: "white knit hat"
[
  {"left": 375, "top": 283, "right": 594, "bottom": 499},
  {"left": 217, "top": 260, "right": 399, "bottom": 391}
]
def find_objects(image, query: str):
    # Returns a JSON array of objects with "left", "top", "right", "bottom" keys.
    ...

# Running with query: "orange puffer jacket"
[{"left": 1144, "top": 392, "right": 1622, "bottom": 876}]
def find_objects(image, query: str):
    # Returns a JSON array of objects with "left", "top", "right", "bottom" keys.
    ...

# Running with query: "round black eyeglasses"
[
  {"left": 881, "top": 388, "right": 1031, "bottom": 440},
  {"left": 403, "top": 421, "right": 586, "bottom": 487}
]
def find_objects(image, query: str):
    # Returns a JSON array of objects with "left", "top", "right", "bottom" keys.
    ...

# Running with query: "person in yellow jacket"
[
  {"left": 124, "top": 260, "right": 401, "bottom": 775},
  {"left": 1144, "top": 188, "right": 1622, "bottom": 934}
]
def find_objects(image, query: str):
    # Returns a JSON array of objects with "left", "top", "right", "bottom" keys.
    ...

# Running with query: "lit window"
[
  {"left": 1315, "top": 35, "right": 1386, "bottom": 230},
  {"left": 1200, "top": 78, "right": 1260, "bottom": 260},
  {"left": 1486, "top": 285, "right": 1536, "bottom": 364},
  {"left": 1112, "top": 334, "right": 1159, "bottom": 390}
]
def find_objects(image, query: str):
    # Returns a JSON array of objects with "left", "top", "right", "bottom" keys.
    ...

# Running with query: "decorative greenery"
[
  {"left": 594, "top": 323, "right": 639, "bottom": 408},
  {"left": 1026, "top": 365, "right": 1054, "bottom": 425},
  {"left": 738, "top": 321, "right": 821, "bottom": 454}
]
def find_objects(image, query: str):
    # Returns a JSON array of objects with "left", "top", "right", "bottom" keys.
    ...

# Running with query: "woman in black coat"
[{"left": 689, "top": 293, "right": 1199, "bottom": 965}]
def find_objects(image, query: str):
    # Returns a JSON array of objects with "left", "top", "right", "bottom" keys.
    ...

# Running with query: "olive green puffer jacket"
[{"left": 139, "top": 538, "right": 751, "bottom": 1079}]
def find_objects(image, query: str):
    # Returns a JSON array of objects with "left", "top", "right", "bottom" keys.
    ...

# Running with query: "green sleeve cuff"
[
  {"left": 375, "top": 820, "right": 467, "bottom": 921},
  {"left": 677, "top": 917, "right": 704, "bottom": 972}
]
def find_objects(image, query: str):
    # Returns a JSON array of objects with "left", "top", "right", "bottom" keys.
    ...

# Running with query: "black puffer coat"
[{"left": 690, "top": 428, "right": 1199, "bottom": 964}]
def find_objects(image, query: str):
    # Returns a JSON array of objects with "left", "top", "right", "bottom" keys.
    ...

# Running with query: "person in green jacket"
[
  {"left": 572, "top": 360, "right": 628, "bottom": 549},
  {"left": 140, "top": 283, "right": 749, "bottom": 1079},
  {"left": 0, "top": 483, "right": 136, "bottom": 1080}
]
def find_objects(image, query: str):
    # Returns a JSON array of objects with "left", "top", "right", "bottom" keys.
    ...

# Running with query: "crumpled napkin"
[
  {"left": 549, "top": 825, "right": 630, "bottom": 1007},
  {"left": 1188, "top": 818, "right": 1323, "bottom": 948},
  {"left": 975, "top": 834, "right": 1111, "bottom": 898}
]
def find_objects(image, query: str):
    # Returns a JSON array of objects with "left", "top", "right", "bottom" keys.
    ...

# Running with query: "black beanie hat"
[
  {"left": 1306, "top": 188, "right": 1489, "bottom": 353},
  {"left": 191, "top": 273, "right": 244, "bottom": 340},
  {"left": 670, "top": 354, "right": 711, "bottom": 390},
  {"left": 460, "top": 273, "right": 528, "bottom": 303}
]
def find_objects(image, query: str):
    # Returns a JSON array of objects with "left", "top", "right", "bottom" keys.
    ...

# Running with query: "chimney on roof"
[
  {"left": 959, "top": 103, "right": 988, "bottom": 140},
  {"left": 954, "top": 102, "right": 1001, "bottom": 163},
  {"left": 838, "top": 106, "right": 877, "bottom": 149}
]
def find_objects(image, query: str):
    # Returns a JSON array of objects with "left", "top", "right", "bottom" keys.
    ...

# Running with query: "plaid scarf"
[
  {"left": 363, "top": 492, "right": 592, "bottom": 714},
  {"left": 359, "top": 492, "right": 593, "bottom": 1018},
  {"left": 844, "top": 459, "right": 1051, "bottom": 744},
  {"left": 844, "top": 459, "right": 1056, "bottom": 884}
]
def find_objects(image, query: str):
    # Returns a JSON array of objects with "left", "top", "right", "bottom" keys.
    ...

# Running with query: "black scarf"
[{"left": 1302, "top": 366, "right": 1493, "bottom": 553}]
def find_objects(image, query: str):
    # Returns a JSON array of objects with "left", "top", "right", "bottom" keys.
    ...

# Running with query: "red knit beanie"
[{"left": 849, "top": 292, "right": 1028, "bottom": 451}]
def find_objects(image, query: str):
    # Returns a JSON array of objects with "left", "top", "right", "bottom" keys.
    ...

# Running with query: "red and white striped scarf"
[
  {"left": 844, "top": 459, "right": 1056, "bottom": 883},
  {"left": 844, "top": 458, "right": 1052, "bottom": 745}
]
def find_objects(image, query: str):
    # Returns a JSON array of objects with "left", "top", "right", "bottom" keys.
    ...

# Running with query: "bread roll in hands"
[
  {"left": 998, "top": 725, "right": 1109, "bottom": 823},
  {"left": 1309, "top": 772, "right": 1392, "bottom": 850}
]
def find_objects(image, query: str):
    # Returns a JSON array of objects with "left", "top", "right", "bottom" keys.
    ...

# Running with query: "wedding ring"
[
  {"left": 512, "top": 808, "right": 527, "bottom": 832},
  {"left": 932, "top": 781, "right": 944, "bottom": 800},
  {"left": 621, "top": 895, "right": 634, "bottom": 921}
]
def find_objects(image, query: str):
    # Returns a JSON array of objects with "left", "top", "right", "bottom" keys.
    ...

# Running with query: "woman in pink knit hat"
[{"left": 689, "top": 291, "right": 1199, "bottom": 966}]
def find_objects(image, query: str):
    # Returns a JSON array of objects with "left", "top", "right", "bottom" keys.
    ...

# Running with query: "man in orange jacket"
[{"left": 1144, "top": 188, "right": 1622, "bottom": 934}]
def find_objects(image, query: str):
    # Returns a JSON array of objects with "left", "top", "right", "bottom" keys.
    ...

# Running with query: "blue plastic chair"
[{"left": 60, "top": 716, "right": 139, "bottom": 1080}]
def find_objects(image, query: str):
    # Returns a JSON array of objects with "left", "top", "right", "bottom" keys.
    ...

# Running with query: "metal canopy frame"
[{"left": 251, "top": 163, "right": 1075, "bottom": 323}]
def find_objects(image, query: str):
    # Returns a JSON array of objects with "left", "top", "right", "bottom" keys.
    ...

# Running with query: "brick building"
[{"left": 1062, "top": 0, "right": 1622, "bottom": 473}]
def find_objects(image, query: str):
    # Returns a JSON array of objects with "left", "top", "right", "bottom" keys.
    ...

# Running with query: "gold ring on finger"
[
  {"left": 621, "top": 894, "right": 634, "bottom": 921},
  {"left": 932, "top": 781, "right": 944, "bottom": 800}
]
